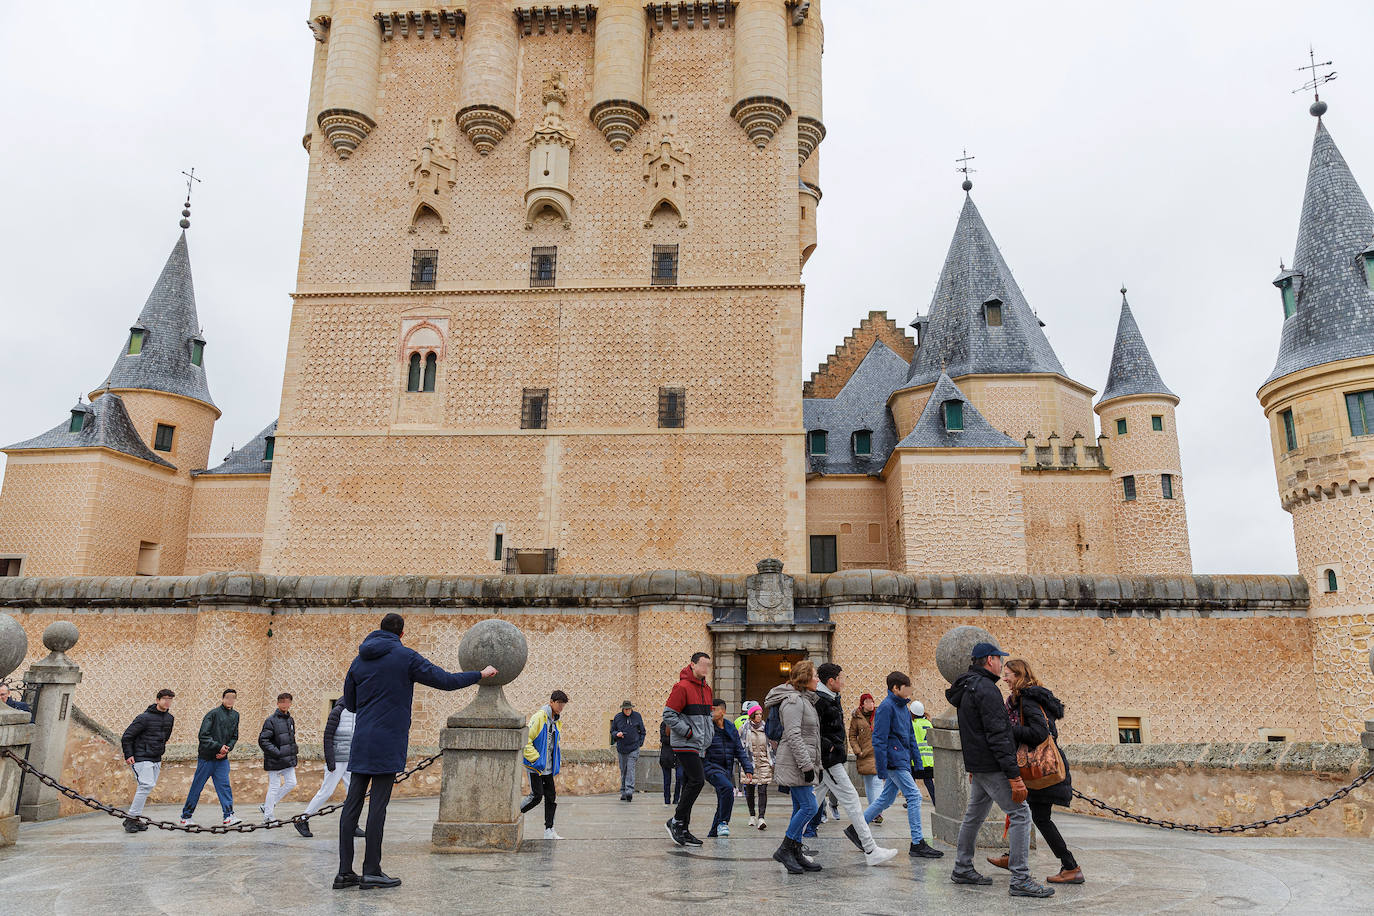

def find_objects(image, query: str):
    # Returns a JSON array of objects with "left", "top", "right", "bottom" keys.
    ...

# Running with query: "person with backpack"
[
  {"left": 861, "top": 672, "right": 943, "bottom": 859},
  {"left": 704, "top": 698, "right": 752, "bottom": 836},
  {"left": 763, "top": 660, "right": 823, "bottom": 875},
  {"left": 298, "top": 697, "right": 364, "bottom": 838}
]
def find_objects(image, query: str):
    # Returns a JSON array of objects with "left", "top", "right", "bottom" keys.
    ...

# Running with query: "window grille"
[
  {"left": 530, "top": 247, "right": 557, "bottom": 288},
  {"left": 808, "top": 430, "right": 827, "bottom": 455},
  {"left": 411, "top": 250, "right": 438, "bottom": 290},
  {"left": 522, "top": 389, "right": 549, "bottom": 429},
  {"left": 1122, "top": 474, "right": 1136, "bottom": 501},
  {"left": 651, "top": 244, "right": 679, "bottom": 286},
  {"left": 154, "top": 424, "right": 175, "bottom": 452},
  {"left": 809, "top": 535, "right": 837, "bottom": 574},
  {"left": 422, "top": 352, "right": 438, "bottom": 392},
  {"left": 658, "top": 387, "right": 685, "bottom": 428},
  {"left": 1161, "top": 473, "right": 1173, "bottom": 499}
]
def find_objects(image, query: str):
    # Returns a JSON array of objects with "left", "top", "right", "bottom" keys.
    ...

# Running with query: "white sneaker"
[
  {"left": 178, "top": 818, "right": 194, "bottom": 827},
  {"left": 865, "top": 845, "right": 899, "bottom": 866},
  {"left": 757, "top": 818, "right": 766, "bottom": 830},
  {"left": 748, "top": 816, "right": 756, "bottom": 827},
  {"left": 222, "top": 814, "right": 241, "bottom": 826},
  {"left": 544, "top": 827, "right": 563, "bottom": 840}
]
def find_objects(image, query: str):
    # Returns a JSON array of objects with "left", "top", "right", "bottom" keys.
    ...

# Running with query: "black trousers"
[
  {"left": 338, "top": 772, "right": 394, "bottom": 878},
  {"left": 1029, "top": 799, "right": 1078, "bottom": 870},
  {"left": 673, "top": 752, "right": 705, "bottom": 827},
  {"left": 520, "top": 773, "right": 557, "bottom": 828},
  {"left": 745, "top": 782, "right": 768, "bottom": 818},
  {"left": 914, "top": 765, "right": 935, "bottom": 801},
  {"left": 660, "top": 763, "right": 682, "bottom": 805}
]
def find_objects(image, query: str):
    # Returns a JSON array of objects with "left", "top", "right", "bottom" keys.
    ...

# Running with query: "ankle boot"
[
  {"left": 987, "top": 853, "right": 1010, "bottom": 871},
  {"left": 791, "top": 837, "right": 822, "bottom": 872},
  {"left": 772, "top": 839, "right": 804, "bottom": 874},
  {"left": 1047, "top": 866, "right": 1085, "bottom": 884}
]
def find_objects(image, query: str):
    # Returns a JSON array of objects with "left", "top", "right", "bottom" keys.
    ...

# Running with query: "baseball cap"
[{"left": 970, "top": 641, "right": 1008, "bottom": 659}]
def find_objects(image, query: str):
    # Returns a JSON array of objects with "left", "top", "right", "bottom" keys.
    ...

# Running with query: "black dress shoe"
[
  {"left": 332, "top": 872, "right": 360, "bottom": 889},
  {"left": 122, "top": 819, "right": 141, "bottom": 834},
  {"left": 353, "top": 827, "right": 366, "bottom": 838},
  {"left": 360, "top": 872, "right": 402, "bottom": 890},
  {"left": 294, "top": 821, "right": 313, "bottom": 838}
]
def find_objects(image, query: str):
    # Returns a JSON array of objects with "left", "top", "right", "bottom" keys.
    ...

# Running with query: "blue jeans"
[
  {"left": 863, "top": 767, "right": 924, "bottom": 843},
  {"left": 862, "top": 773, "right": 883, "bottom": 804},
  {"left": 180, "top": 757, "right": 233, "bottom": 819},
  {"left": 704, "top": 762, "right": 735, "bottom": 830},
  {"left": 785, "top": 785, "right": 819, "bottom": 841}
]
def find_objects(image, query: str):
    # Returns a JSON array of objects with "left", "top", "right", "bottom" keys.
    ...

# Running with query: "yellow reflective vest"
[{"left": 911, "top": 716, "right": 934, "bottom": 769}]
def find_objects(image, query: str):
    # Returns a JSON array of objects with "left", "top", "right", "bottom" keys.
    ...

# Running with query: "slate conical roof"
[
  {"left": 196, "top": 420, "right": 278, "bottom": 476},
  {"left": 1098, "top": 291, "right": 1175, "bottom": 405},
  {"left": 1265, "top": 119, "right": 1374, "bottom": 385},
  {"left": 803, "top": 342, "right": 907, "bottom": 475},
  {"left": 905, "top": 194, "right": 1066, "bottom": 388},
  {"left": 895, "top": 373, "right": 1022, "bottom": 449},
  {"left": 99, "top": 232, "right": 215, "bottom": 406},
  {"left": 2, "top": 394, "right": 175, "bottom": 469}
]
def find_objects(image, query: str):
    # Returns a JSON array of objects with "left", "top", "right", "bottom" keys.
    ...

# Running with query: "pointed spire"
[
  {"left": 904, "top": 194, "right": 1066, "bottom": 388},
  {"left": 1265, "top": 119, "right": 1374, "bottom": 384},
  {"left": 896, "top": 373, "right": 1021, "bottom": 449},
  {"left": 1098, "top": 288, "right": 1176, "bottom": 405},
  {"left": 97, "top": 232, "right": 215, "bottom": 407}
]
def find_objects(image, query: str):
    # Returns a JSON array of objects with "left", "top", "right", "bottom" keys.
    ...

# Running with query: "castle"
[{"left": 0, "top": 3, "right": 1371, "bottom": 743}]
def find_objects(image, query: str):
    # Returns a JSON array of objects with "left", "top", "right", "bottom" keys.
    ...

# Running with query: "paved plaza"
[{"left": 2, "top": 792, "right": 1371, "bottom": 915}]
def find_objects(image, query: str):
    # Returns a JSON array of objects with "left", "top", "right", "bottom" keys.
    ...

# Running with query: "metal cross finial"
[
  {"left": 1293, "top": 46, "right": 1336, "bottom": 116},
  {"left": 956, "top": 149, "right": 976, "bottom": 191},
  {"left": 181, "top": 167, "right": 201, "bottom": 203}
]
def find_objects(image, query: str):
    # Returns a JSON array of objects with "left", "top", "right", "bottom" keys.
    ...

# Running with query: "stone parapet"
[{"left": 1064, "top": 741, "right": 1367, "bottom": 775}]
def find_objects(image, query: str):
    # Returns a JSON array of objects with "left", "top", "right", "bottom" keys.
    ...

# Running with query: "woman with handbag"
[{"left": 990, "top": 658, "right": 1083, "bottom": 885}]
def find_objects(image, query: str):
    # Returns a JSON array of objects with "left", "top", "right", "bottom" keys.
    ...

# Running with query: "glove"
[
  {"left": 802, "top": 769, "right": 815, "bottom": 784},
  {"left": 1009, "top": 776, "right": 1028, "bottom": 804}
]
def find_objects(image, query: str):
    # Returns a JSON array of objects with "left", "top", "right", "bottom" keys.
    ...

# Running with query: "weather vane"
[
  {"left": 956, "top": 149, "right": 976, "bottom": 191},
  {"left": 1293, "top": 46, "right": 1336, "bottom": 117}
]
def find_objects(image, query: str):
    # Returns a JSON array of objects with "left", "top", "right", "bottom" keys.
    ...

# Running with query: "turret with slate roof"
[
  {"left": 3, "top": 394, "right": 175, "bottom": 470},
  {"left": 1098, "top": 289, "right": 1177, "bottom": 407},
  {"left": 195, "top": 421, "right": 278, "bottom": 477}
]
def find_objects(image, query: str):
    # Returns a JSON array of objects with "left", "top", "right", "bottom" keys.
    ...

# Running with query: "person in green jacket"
[
  {"left": 178, "top": 688, "right": 241, "bottom": 826},
  {"left": 910, "top": 701, "right": 935, "bottom": 802}
]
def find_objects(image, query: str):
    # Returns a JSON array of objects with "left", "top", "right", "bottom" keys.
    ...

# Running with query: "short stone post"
[
  {"left": 432, "top": 619, "right": 529, "bottom": 852},
  {"left": 0, "top": 615, "right": 38, "bottom": 846},
  {"left": 19, "top": 622, "right": 81, "bottom": 821},
  {"left": 1363, "top": 647, "right": 1374, "bottom": 767},
  {"left": 930, "top": 624, "right": 1008, "bottom": 849}
]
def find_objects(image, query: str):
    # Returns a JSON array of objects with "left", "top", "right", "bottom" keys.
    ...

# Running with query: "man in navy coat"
[{"left": 335, "top": 613, "right": 496, "bottom": 890}]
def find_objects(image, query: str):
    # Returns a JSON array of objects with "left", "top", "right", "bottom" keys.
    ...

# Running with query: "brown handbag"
[{"left": 1015, "top": 699, "right": 1066, "bottom": 790}]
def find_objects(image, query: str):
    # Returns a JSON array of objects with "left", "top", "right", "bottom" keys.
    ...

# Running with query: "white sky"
[{"left": 1, "top": 1, "right": 1371, "bottom": 574}]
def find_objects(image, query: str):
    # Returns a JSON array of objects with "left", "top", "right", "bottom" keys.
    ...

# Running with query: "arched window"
[
  {"left": 422, "top": 351, "right": 438, "bottom": 392},
  {"left": 1326, "top": 568, "right": 1338, "bottom": 593},
  {"left": 407, "top": 352, "right": 422, "bottom": 392}
]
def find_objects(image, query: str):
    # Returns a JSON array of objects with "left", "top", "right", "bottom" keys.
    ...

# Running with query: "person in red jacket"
[{"left": 663, "top": 651, "right": 713, "bottom": 847}]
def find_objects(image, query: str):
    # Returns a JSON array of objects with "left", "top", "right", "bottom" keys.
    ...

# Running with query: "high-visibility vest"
[{"left": 911, "top": 717, "right": 935, "bottom": 769}]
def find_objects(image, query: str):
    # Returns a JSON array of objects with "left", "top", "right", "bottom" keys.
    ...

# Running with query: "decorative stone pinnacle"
[
  {"left": 457, "top": 104, "right": 515, "bottom": 156},
  {"left": 730, "top": 96, "right": 790, "bottom": 149}
]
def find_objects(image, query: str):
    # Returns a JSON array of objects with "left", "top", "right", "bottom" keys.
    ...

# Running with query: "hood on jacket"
[
  {"left": 764, "top": 682, "right": 807, "bottom": 708},
  {"left": 945, "top": 668, "right": 996, "bottom": 708},
  {"left": 358, "top": 629, "right": 401, "bottom": 661},
  {"left": 678, "top": 665, "right": 705, "bottom": 684},
  {"left": 144, "top": 704, "right": 162, "bottom": 715},
  {"left": 1017, "top": 685, "right": 1064, "bottom": 720}
]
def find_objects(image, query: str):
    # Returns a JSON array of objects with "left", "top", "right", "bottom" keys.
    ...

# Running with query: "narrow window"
[
  {"left": 136, "top": 541, "right": 161, "bottom": 576},
  {"left": 943, "top": 400, "right": 964, "bottom": 431},
  {"left": 68, "top": 410, "right": 85, "bottom": 433},
  {"left": 1161, "top": 473, "right": 1174, "bottom": 499},
  {"left": 1325, "top": 568, "right": 1338, "bottom": 593},
  {"left": 521, "top": 388, "right": 549, "bottom": 429},
  {"left": 652, "top": 244, "right": 679, "bottom": 286},
  {"left": 263, "top": 436, "right": 275, "bottom": 463},
  {"left": 658, "top": 386, "right": 685, "bottom": 428},
  {"left": 809, "top": 535, "right": 838, "bottom": 574},
  {"left": 422, "top": 352, "right": 438, "bottom": 392},
  {"left": 154, "top": 423, "right": 175, "bottom": 452},
  {"left": 410, "top": 249, "right": 438, "bottom": 290},
  {"left": 493, "top": 527, "right": 505, "bottom": 562},
  {"left": 808, "top": 430, "right": 827, "bottom": 455},
  {"left": 1364, "top": 252, "right": 1374, "bottom": 290},
  {"left": 1116, "top": 417, "right": 1128, "bottom": 436},
  {"left": 128, "top": 328, "right": 145, "bottom": 355},
  {"left": 1151, "top": 415, "right": 1163, "bottom": 432},
  {"left": 1117, "top": 716, "right": 1142, "bottom": 744},
  {"left": 1279, "top": 279, "right": 1296, "bottom": 319},
  {"left": 1122, "top": 474, "right": 1137, "bottom": 501},
  {"left": 1347, "top": 390, "right": 1374, "bottom": 437},
  {"left": 191, "top": 339, "right": 205, "bottom": 367},
  {"left": 984, "top": 298, "right": 1003, "bottom": 327},
  {"left": 406, "top": 352, "right": 422, "bottom": 392},
  {"left": 530, "top": 247, "right": 557, "bottom": 288},
  {"left": 852, "top": 429, "right": 872, "bottom": 456},
  {"left": 1281, "top": 408, "right": 1297, "bottom": 451}
]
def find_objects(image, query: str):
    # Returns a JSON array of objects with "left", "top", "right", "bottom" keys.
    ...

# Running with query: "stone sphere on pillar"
[
  {"left": 42, "top": 621, "right": 79, "bottom": 655},
  {"left": 936, "top": 624, "right": 997, "bottom": 685},
  {"left": 458, "top": 619, "right": 527, "bottom": 687},
  {"left": 0, "top": 614, "right": 27, "bottom": 680}
]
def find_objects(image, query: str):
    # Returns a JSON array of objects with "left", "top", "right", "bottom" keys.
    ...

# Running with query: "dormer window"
[
  {"left": 263, "top": 436, "right": 275, "bottom": 463},
  {"left": 943, "top": 400, "right": 963, "bottom": 432},
  {"left": 1363, "top": 246, "right": 1374, "bottom": 289},
  {"left": 808, "top": 430, "right": 828, "bottom": 455},
  {"left": 1273, "top": 269, "right": 1301, "bottom": 320},
  {"left": 128, "top": 328, "right": 146, "bottom": 355},
  {"left": 191, "top": 338, "right": 205, "bottom": 367},
  {"left": 852, "top": 430, "right": 872, "bottom": 456},
  {"left": 983, "top": 298, "right": 1003, "bottom": 327},
  {"left": 68, "top": 410, "right": 86, "bottom": 433}
]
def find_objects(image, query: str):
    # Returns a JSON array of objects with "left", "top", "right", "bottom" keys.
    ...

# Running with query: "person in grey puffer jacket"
[
  {"left": 764, "top": 661, "right": 823, "bottom": 875},
  {"left": 298, "top": 698, "right": 365, "bottom": 838}
]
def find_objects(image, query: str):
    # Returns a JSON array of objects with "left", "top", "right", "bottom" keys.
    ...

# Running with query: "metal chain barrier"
[
  {"left": 1070, "top": 763, "right": 1374, "bottom": 834},
  {"left": 0, "top": 747, "right": 442, "bottom": 835}
]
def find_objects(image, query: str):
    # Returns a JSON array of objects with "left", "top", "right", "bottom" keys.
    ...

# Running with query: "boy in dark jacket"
[
  {"left": 178, "top": 688, "right": 240, "bottom": 826},
  {"left": 610, "top": 700, "right": 646, "bottom": 801},
  {"left": 704, "top": 699, "right": 752, "bottom": 836},
  {"left": 861, "top": 671, "right": 943, "bottom": 859},
  {"left": 946, "top": 642, "right": 1051, "bottom": 899},
  {"left": 120, "top": 688, "right": 175, "bottom": 833},
  {"left": 259, "top": 693, "right": 299, "bottom": 823}
]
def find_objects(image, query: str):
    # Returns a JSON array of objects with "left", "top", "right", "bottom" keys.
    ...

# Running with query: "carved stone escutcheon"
[{"left": 746, "top": 558, "right": 794, "bottom": 624}]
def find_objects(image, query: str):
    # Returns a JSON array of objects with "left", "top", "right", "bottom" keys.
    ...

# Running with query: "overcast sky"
[{"left": 2, "top": 1, "right": 1371, "bottom": 574}]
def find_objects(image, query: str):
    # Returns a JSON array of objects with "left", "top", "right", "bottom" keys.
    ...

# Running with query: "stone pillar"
[
  {"left": 0, "top": 615, "right": 38, "bottom": 846},
  {"left": 930, "top": 624, "right": 1007, "bottom": 849},
  {"left": 18, "top": 622, "right": 81, "bottom": 822},
  {"left": 1363, "top": 648, "right": 1374, "bottom": 767},
  {"left": 433, "top": 619, "right": 529, "bottom": 853}
]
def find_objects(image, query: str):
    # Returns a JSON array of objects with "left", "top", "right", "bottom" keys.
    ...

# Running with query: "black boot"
[
  {"left": 792, "top": 837, "right": 823, "bottom": 872},
  {"left": 772, "top": 838, "right": 804, "bottom": 874}
]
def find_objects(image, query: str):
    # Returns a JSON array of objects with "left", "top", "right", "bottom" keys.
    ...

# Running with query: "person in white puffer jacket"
[{"left": 297, "top": 698, "right": 363, "bottom": 838}]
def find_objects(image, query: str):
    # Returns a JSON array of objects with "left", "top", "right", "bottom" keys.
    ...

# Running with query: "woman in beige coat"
[
  {"left": 763, "top": 660, "right": 822, "bottom": 874},
  {"left": 740, "top": 705, "right": 773, "bottom": 829}
]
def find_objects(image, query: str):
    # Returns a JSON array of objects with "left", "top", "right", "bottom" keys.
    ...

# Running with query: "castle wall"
[
  {"left": 1019, "top": 470, "right": 1119, "bottom": 574},
  {"left": 886, "top": 452, "right": 1027, "bottom": 574},
  {"left": 804, "top": 476, "right": 889, "bottom": 570},
  {"left": 0, "top": 457, "right": 106, "bottom": 575},
  {"left": 185, "top": 475, "right": 271, "bottom": 574}
]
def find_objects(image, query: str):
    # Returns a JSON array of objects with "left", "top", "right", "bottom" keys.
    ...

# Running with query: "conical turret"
[{"left": 1099, "top": 289, "right": 1175, "bottom": 406}]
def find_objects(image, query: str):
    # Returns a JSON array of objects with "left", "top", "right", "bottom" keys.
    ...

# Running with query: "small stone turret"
[
  {"left": 731, "top": 0, "right": 791, "bottom": 148},
  {"left": 301, "top": 1, "right": 331, "bottom": 150},
  {"left": 458, "top": 0, "right": 519, "bottom": 155},
  {"left": 590, "top": 0, "right": 649, "bottom": 151},
  {"left": 317, "top": 0, "right": 381, "bottom": 159},
  {"left": 791, "top": 0, "right": 824, "bottom": 164}
]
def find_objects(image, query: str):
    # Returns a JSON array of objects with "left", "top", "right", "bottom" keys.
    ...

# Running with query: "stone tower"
[
  {"left": 1257, "top": 106, "right": 1374, "bottom": 738},
  {"left": 1095, "top": 290, "right": 1191, "bottom": 575},
  {"left": 0, "top": 232, "right": 218, "bottom": 575},
  {"left": 263, "top": 0, "right": 823, "bottom": 575}
]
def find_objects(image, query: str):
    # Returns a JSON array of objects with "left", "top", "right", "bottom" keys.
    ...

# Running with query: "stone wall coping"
[
  {"left": 0, "top": 571, "right": 1309, "bottom": 617},
  {"left": 1064, "top": 741, "right": 1367, "bottom": 775}
]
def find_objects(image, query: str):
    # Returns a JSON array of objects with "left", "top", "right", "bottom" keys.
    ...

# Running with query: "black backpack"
[{"left": 764, "top": 703, "right": 784, "bottom": 742}]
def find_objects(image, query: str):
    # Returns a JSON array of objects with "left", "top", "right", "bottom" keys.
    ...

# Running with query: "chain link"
[
  {"left": 0, "top": 747, "right": 441, "bottom": 834},
  {"left": 1070, "top": 764, "right": 1374, "bottom": 834}
]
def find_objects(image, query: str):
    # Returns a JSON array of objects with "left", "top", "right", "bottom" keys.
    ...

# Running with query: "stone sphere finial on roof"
[
  {"left": 961, "top": 178, "right": 973, "bottom": 192},
  {"left": 0, "top": 614, "right": 28, "bottom": 681},
  {"left": 1310, "top": 99, "right": 1328, "bottom": 118}
]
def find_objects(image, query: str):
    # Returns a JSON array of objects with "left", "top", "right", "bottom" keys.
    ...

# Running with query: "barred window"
[
  {"left": 652, "top": 244, "right": 679, "bottom": 286},
  {"left": 530, "top": 247, "right": 557, "bottom": 288},
  {"left": 154, "top": 424, "right": 175, "bottom": 452},
  {"left": 1122, "top": 474, "right": 1136, "bottom": 501},
  {"left": 522, "top": 388, "right": 549, "bottom": 429},
  {"left": 658, "top": 386, "right": 685, "bottom": 428},
  {"left": 411, "top": 250, "right": 438, "bottom": 290}
]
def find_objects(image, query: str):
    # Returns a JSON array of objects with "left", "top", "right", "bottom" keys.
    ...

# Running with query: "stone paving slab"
[{"left": 1, "top": 793, "right": 1370, "bottom": 915}]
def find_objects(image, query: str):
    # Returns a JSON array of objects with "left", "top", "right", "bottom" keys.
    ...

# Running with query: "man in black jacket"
[
  {"left": 946, "top": 643, "right": 1051, "bottom": 899},
  {"left": 178, "top": 688, "right": 240, "bottom": 827},
  {"left": 610, "top": 700, "right": 646, "bottom": 801},
  {"left": 259, "top": 692, "right": 299, "bottom": 823},
  {"left": 120, "top": 688, "right": 175, "bottom": 833}
]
